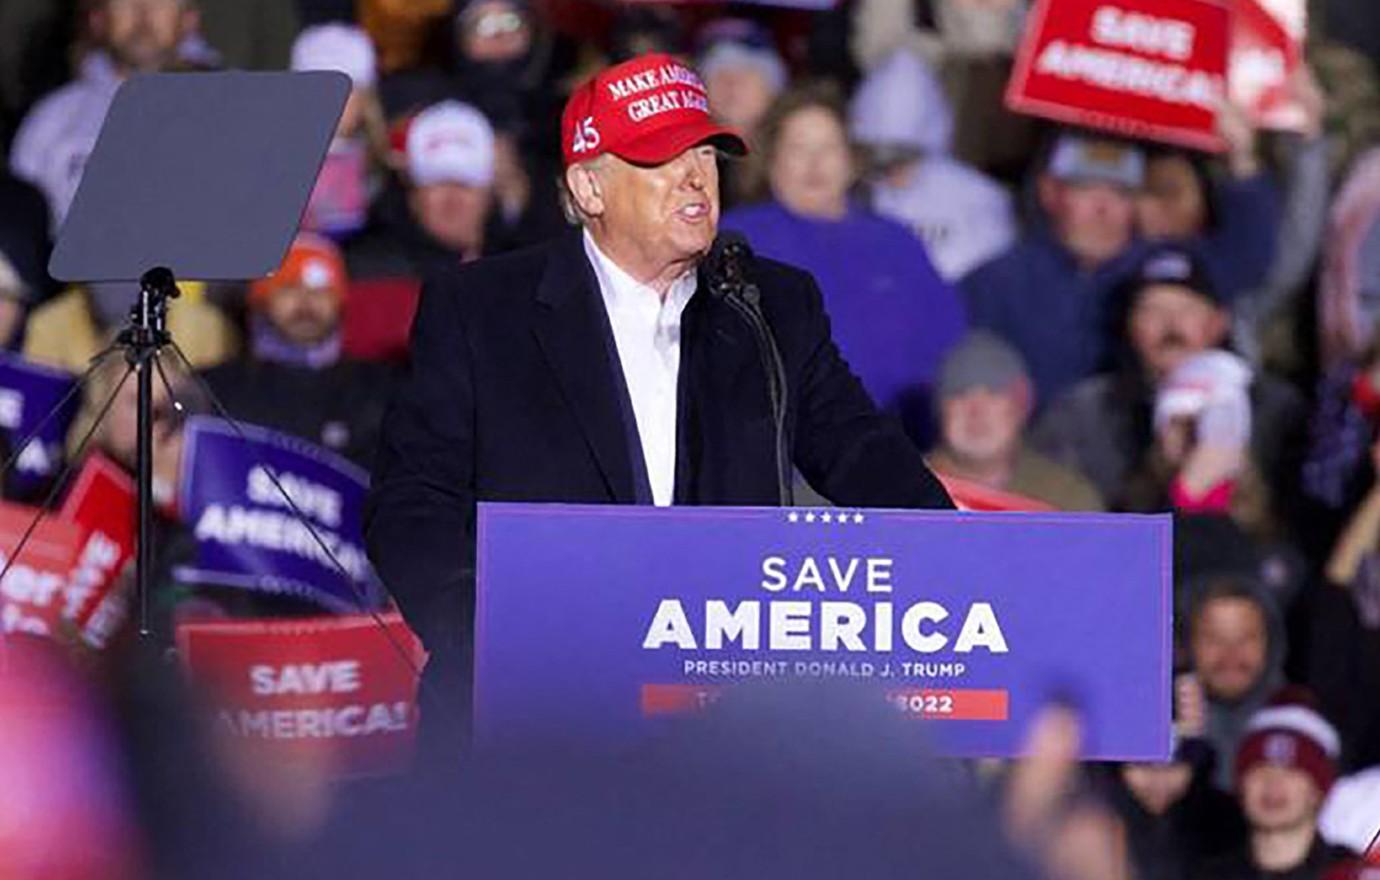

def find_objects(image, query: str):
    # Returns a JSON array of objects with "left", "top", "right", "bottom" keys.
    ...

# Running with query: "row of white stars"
[{"left": 786, "top": 511, "right": 865, "bottom": 524}]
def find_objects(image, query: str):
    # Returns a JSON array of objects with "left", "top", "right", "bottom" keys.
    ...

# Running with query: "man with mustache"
[
  {"left": 365, "top": 53, "right": 953, "bottom": 761},
  {"left": 1030, "top": 244, "right": 1307, "bottom": 514},
  {"left": 201, "top": 233, "right": 391, "bottom": 468}
]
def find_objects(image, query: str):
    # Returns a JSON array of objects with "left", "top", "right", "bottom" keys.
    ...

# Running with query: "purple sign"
[
  {"left": 0, "top": 353, "right": 79, "bottom": 494},
  {"left": 176, "top": 416, "right": 382, "bottom": 612},
  {"left": 475, "top": 504, "right": 1173, "bottom": 760}
]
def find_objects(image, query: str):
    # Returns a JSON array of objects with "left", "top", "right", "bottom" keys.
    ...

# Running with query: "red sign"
[
  {"left": 640, "top": 684, "right": 1010, "bottom": 721},
  {"left": 0, "top": 504, "right": 86, "bottom": 638},
  {"left": 1006, "top": 0, "right": 1230, "bottom": 151},
  {"left": 60, "top": 454, "right": 136, "bottom": 647},
  {"left": 885, "top": 688, "right": 1011, "bottom": 721},
  {"left": 177, "top": 614, "right": 427, "bottom": 778},
  {"left": 1229, "top": 0, "right": 1306, "bottom": 130},
  {"left": 934, "top": 473, "right": 1056, "bottom": 513}
]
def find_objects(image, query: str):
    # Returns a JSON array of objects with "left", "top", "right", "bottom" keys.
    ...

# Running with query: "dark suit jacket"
[{"left": 365, "top": 229, "right": 953, "bottom": 656}]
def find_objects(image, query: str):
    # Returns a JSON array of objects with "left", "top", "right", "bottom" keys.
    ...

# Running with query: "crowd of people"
[{"left": 1, "top": 0, "right": 1380, "bottom": 877}]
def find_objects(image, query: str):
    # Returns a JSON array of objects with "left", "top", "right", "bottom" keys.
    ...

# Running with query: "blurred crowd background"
[{"left": 1, "top": 0, "right": 1380, "bottom": 877}]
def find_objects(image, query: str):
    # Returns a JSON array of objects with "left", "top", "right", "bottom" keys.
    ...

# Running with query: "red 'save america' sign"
[
  {"left": 61, "top": 453, "right": 136, "bottom": 648},
  {"left": 177, "top": 613, "right": 426, "bottom": 778},
  {"left": 1006, "top": 0, "right": 1230, "bottom": 152}
]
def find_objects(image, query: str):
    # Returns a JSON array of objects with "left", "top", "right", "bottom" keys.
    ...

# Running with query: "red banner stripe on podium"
[
  {"left": 640, "top": 684, "right": 1010, "bottom": 721},
  {"left": 885, "top": 688, "right": 1011, "bottom": 721}
]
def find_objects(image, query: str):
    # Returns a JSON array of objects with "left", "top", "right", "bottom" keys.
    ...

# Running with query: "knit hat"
[
  {"left": 936, "top": 331, "right": 1030, "bottom": 401},
  {"left": 1235, "top": 687, "right": 1341, "bottom": 796},
  {"left": 291, "top": 24, "right": 378, "bottom": 89},
  {"left": 249, "top": 233, "right": 348, "bottom": 309}
]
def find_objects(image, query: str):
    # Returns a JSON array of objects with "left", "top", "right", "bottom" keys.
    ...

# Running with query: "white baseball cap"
[
  {"left": 404, "top": 101, "right": 496, "bottom": 188},
  {"left": 291, "top": 23, "right": 378, "bottom": 90}
]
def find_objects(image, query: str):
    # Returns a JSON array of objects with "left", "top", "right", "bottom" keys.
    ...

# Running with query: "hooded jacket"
[
  {"left": 1190, "top": 580, "right": 1289, "bottom": 791},
  {"left": 849, "top": 49, "right": 1016, "bottom": 282}
]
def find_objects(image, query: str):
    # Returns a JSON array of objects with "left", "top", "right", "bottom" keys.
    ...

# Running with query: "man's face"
[
  {"left": 769, "top": 106, "right": 853, "bottom": 220},
  {"left": 1128, "top": 284, "right": 1228, "bottom": 380},
  {"left": 1043, "top": 178, "right": 1136, "bottom": 268},
  {"left": 705, "top": 65, "right": 776, "bottom": 134},
  {"left": 102, "top": 0, "right": 189, "bottom": 74},
  {"left": 586, "top": 145, "right": 720, "bottom": 273},
  {"left": 264, "top": 285, "right": 341, "bottom": 347},
  {"left": 939, "top": 385, "right": 1028, "bottom": 467},
  {"left": 1137, "top": 155, "right": 1208, "bottom": 240},
  {"left": 410, "top": 182, "right": 492, "bottom": 258},
  {"left": 1191, "top": 597, "right": 1269, "bottom": 703},
  {"left": 1121, "top": 762, "right": 1193, "bottom": 816},
  {"left": 1240, "top": 764, "right": 1322, "bottom": 833}
]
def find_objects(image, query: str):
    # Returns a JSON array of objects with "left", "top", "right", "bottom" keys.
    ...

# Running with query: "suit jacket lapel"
[{"left": 532, "top": 232, "right": 638, "bottom": 503}]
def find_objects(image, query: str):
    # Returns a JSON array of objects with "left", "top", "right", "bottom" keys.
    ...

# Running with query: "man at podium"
[{"left": 365, "top": 53, "right": 953, "bottom": 755}]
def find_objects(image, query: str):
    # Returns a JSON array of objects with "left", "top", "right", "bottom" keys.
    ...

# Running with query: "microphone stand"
[{"left": 710, "top": 240, "right": 793, "bottom": 507}]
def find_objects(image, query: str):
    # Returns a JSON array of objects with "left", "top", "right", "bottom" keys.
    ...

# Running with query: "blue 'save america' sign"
[
  {"left": 176, "top": 416, "right": 382, "bottom": 612},
  {"left": 474, "top": 504, "right": 1173, "bottom": 760}
]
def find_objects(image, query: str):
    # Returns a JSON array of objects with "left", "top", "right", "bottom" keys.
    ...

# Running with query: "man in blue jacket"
[{"left": 962, "top": 132, "right": 1147, "bottom": 408}]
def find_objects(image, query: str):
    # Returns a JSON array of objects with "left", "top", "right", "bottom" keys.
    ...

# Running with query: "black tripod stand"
[
  {"left": 24, "top": 69, "right": 359, "bottom": 644},
  {"left": 121, "top": 267, "right": 178, "bottom": 636},
  {"left": 0, "top": 270, "right": 422, "bottom": 675}
]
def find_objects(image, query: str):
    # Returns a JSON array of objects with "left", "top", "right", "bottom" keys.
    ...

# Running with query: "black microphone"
[
  {"left": 704, "top": 232, "right": 792, "bottom": 506},
  {"left": 705, "top": 231, "right": 751, "bottom": 302}
]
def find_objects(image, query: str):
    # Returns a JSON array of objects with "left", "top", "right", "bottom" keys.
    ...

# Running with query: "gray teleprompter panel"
[{"left": 51, "top": 70, "right": 348, "bottom": 283}]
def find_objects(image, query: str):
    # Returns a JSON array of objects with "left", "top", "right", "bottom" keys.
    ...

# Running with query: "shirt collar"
[{"left": 582, "top": 229, "right": 696, "bottom": 316}]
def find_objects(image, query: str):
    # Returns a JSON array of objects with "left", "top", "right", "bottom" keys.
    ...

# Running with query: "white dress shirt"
[{"left": 583, "top": 231, "right": 696, "bottom": 506}]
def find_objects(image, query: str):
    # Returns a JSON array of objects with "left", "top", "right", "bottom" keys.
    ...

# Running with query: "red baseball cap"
[{"left": 561, "top": 53, "right": 748, "bottom": 167}]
